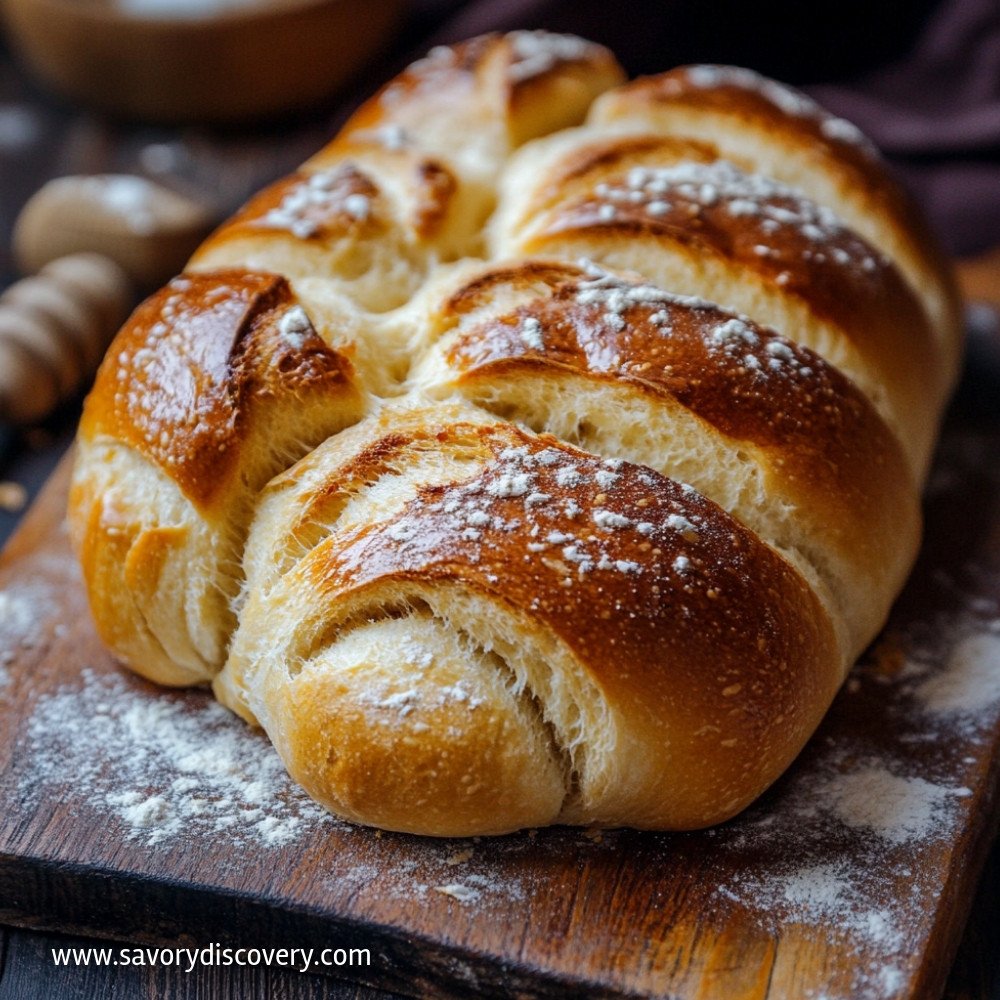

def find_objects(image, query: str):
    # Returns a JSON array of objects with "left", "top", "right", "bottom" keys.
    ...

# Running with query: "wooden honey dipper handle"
[{"left": 0, "top": 253, "right": 133, "bottom": 424}]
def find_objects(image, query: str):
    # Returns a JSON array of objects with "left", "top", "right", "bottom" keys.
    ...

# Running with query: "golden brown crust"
[
  {"left": 494, "top": 141, "right": 943, "bottom": 475},
  {"left": 81, "top": 270, "right": 355, "bottom": 511},
  {"left": 590, "top": 65, "right": 964, "bottom": 383},
  {"left": 345, "top": 35, "right": 500, "bottom": 134},
  {"left": 612, "top": 68, "right": 884, "bottom": 165},
  {"left": 442, "top": 266, "right": 907, "bottom": 501},
  {"left": 246, "top": 418, "right": 840, "bottom": 830},
  {"left": 203, "top": 167, "right": 383, "bottom": 248},
  {"left": 596, "top": 66, "right": 946, "bottom": 270},
  {"left": 543, "top": 173, "right": 924, "bottom": 356},
  {"left": 309, "top": 425, "right": 836, "bottom": 717},
  {"left": 514, "top": 156, "right": 939, "bottom": 411},
  {"left": 333, "top": 32, "right": 625, "bottom": 153},
  {"left": 71, "top": 269, "right": 367, "bottom": 685},
  {"left": 70, "top": 33, "right": 958, "bottom": 836},
  {"left": 408, "top": 261, "right": 919, "bottom": 659}
]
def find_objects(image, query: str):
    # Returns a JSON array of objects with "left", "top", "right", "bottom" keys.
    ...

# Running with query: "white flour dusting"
[
  {"left": 1, "top": 551, "right": 80, "bottom": 687},
  {"left": 1, "top": 580, "right": 56, "bottom": 687},
  {"left": 22, "top": 669, "right": 335, "bottom": 847},
  {"left": 432, "top": 883, "right": 480, "bottom": 903},
  {"left": 780, "top": 862, "right": 852, "bottom": 910},
  {"left": 914, "top": 630, "right": 1000, "bottom": 717},
  {"left": 322, "top": 847, "right": 529, "bottom": 909},
  {"left": 0, "top": 587, "right": 44, "bottom": 649},
  {"left": 699, "top": 598, "right": 998, "bottom": 998},
  {"left": 815, "top": 765, "right": 967, "bottom": 846},
  {"left": 720, "top": 859, "right": 904, "bottom": 954}
]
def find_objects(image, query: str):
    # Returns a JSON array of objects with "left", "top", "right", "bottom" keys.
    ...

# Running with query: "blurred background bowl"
[{"left": 0, "top": 0, "right": 405, "bottom": 123}]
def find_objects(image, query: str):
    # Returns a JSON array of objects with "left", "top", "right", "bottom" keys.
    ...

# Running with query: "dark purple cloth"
[
  {"left": 808, "top": 0, "right": 1000, "bottom": 254},
  {"left": 809, "top": 0, "right": 1000, "bottom": 155},
  {"left": 404, "top": 0, "right": 1000, "bottom": 256}
]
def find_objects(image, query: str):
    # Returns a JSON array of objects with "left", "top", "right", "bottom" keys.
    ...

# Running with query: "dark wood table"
[{"left": 1, "top": 14, "right": 999, "bottom": 999}]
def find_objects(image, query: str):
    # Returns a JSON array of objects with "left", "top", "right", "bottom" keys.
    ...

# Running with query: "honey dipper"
[{"left": 0, "top": 253, "right": 133, "bottom": 425}]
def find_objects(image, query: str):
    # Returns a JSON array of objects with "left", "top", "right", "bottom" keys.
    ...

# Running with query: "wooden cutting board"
[{"left": 1, "top": 402, "right": 999, "bottom": 999}]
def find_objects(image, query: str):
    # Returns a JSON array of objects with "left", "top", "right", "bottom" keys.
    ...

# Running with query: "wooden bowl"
[{"left": 1, "top": 0, "right": 405, "bottom": 123}]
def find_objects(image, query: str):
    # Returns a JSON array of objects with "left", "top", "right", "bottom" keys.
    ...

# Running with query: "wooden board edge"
[
  {"left": 0, "top": 448, "right": 75, "bottom": 570},
  {"left": 0, "top": 850, "right": 642, "bottom": 999},
  {"left": 912, "top": 755, "right": 1000, "bottom": 999}
]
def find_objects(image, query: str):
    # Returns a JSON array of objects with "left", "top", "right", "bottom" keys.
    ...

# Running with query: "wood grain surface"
[{"left": 1, "top": 384, "right": 999, "bottom": 999}]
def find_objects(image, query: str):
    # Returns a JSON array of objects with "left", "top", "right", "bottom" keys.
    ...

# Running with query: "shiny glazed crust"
[
  {"left": 69, "top": 33, "right": 961, "bottom": 835},
  {"left": 588, "top": 65, "right": 963, "bottom": 390}
]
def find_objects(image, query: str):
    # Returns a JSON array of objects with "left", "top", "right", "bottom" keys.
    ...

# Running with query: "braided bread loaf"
[{"left": 69, "top": 32, "right": 962, "bottom": 836}]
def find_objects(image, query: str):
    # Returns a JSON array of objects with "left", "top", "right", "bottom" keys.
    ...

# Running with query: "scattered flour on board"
[
  {"left": 16, "top": 660, "right": 532, "bottom": 904},
  {"left": 321, "top": 849, "right": 530, "bottom": 909},
  {"left": 700, "top": 583, "right": 1000, "bottom": 999},
  {"left": 0, "top": 587, "right": 45, "bottom": 648},
  {"left": 1, "top": 551, "right": 81, "bottom": 677},
  {"left": 0, "top": 579, "right": 57, "bottom": 686},
  {"left": 814, "top": 766, "right": 970, "bottom": 846},
  {"left": 22, "top": 669, "right": 334, "bottom": 847},
  {"left": 913, "top": 630, "right": 1000, "bottom": 717}
]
